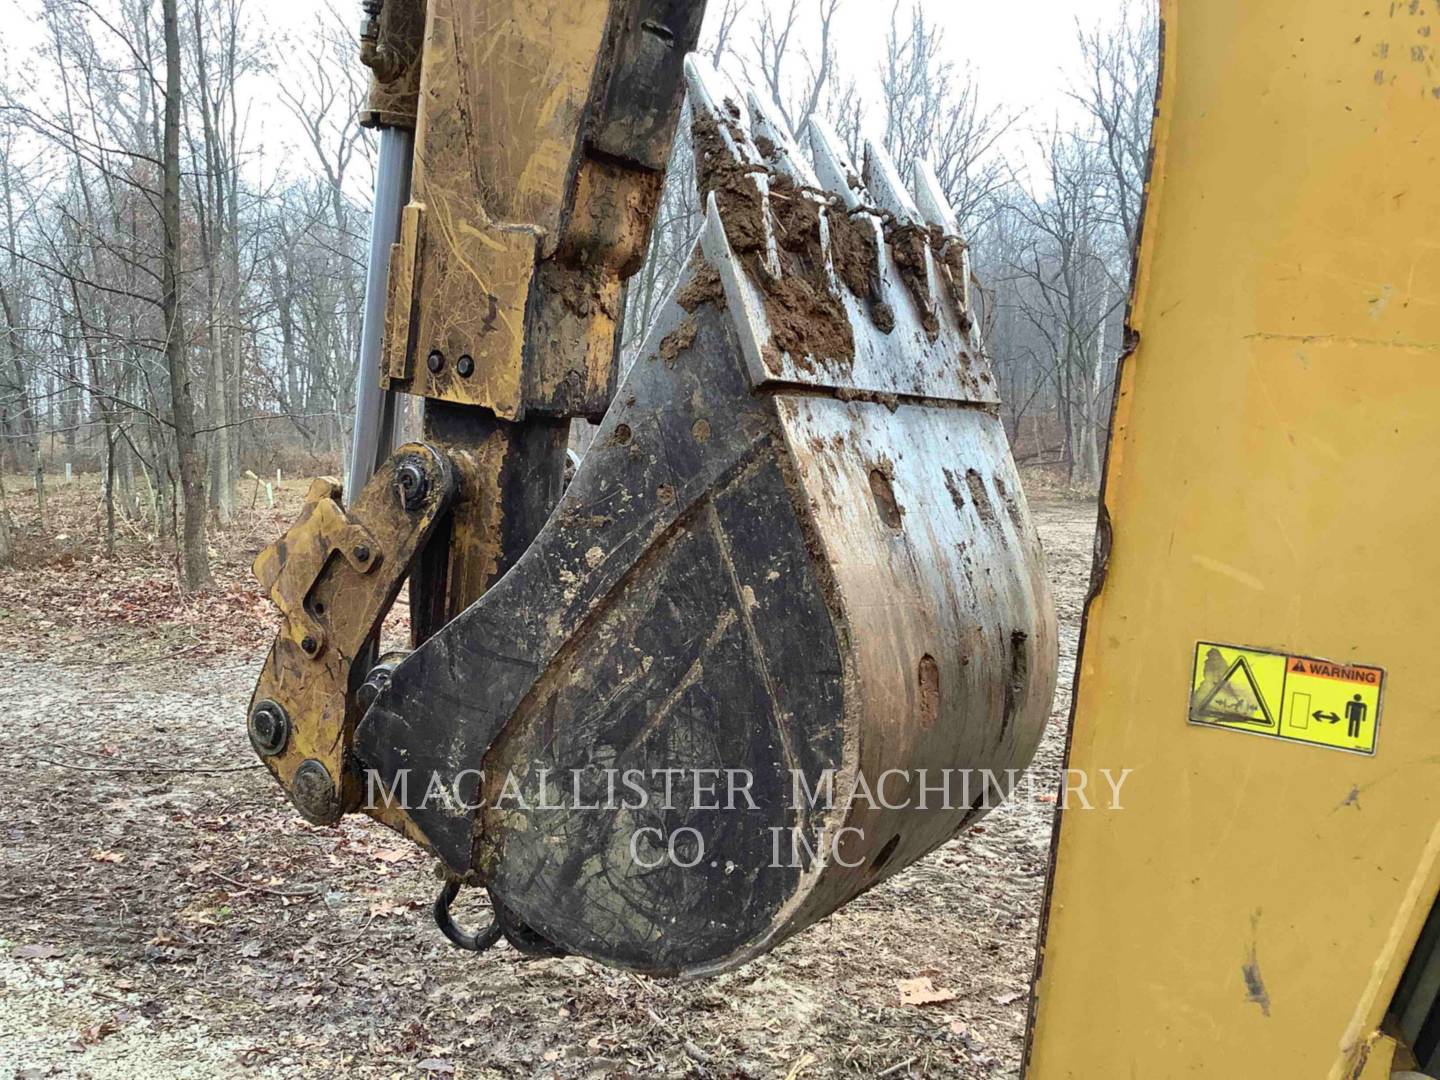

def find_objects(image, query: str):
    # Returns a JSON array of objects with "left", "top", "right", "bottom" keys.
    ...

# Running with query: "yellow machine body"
[{"left": 1025, "top": 1, "right": 1440, "bottom": 1076}]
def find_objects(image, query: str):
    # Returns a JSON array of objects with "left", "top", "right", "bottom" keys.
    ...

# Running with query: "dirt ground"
[{"left": 0, "top": 483, "right": 1097, "bottom": 1080}]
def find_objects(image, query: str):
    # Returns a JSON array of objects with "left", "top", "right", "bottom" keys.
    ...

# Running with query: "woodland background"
[{"left": 0, "top": 0, "right": 1158, "bottom": 590}]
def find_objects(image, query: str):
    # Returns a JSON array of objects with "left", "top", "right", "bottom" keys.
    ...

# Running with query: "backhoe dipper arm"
[{"left": 249, "top": 1, "right": 707, "bottom": 838}]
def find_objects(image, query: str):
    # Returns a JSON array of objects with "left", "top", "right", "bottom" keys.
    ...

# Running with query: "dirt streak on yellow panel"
[
  {"left": 1026, "top": 2, "right": 1440, "bottom": 1077},
  {"left": 390, "top": 0, "right": 613, "bottom": 419}
]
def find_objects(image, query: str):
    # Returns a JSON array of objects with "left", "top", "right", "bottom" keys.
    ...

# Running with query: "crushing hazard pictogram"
[
  {"left": 1189, "top": 642, "right": 1384, "bottom": 755},
  {"left": 1192, "top": 652, "right": 1275, "bottom": 727}
]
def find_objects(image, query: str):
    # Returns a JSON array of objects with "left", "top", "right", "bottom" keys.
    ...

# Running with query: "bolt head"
[
  {"left": 249, "top": 700, "right": 290, "bottom": 757},
  {"left": 353, "top": 544, "right": 371, "bottom": 563},
  {"left": 301, "top": 636, "right": 319, "bottom": 655},
  {"left": 456, "top": 354, "right": 475, "bottom": 378},
  {"left": 394, "top": 459, "right": 430, "bottom": 512},
  {"left": 427, "top": 350, "right": 445, "bottom": 374},
  {"left": 290, "top": 759, "right": 341, "bottom": 825},
  {"left": 357, "top": 665, "right": 394, "bottom": 711}
]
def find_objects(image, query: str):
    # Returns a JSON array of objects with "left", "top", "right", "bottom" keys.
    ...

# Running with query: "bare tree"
[
  {"left": 743, "top": 0, "right": 842, "bottom": 136},
  {"left": 0, "top": 122, "right": 43, "bottom": 513},
  {"left": 707, "top": 0, "right": 746, "bottom": 66},
  {"left": 999, "top": 129, "right": 1127, "bottom": 487},
  {"left": 1071, "top": 0, "right": 1159, "bottom": 249},
  {"left": 162, "top": 0, "right": 212, "bottom": 589},
  {"left": 877, "top": 2, "right": 1014, "bottom": 235}
]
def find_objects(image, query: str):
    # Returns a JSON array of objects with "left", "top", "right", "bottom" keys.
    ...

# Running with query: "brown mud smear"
[
  {"left": 658, "top": 317, "right": 698, "bottom": 366},
  {"left": 827, "top": 210, "right": 877, "bottom": 299},
  {"left": 691, "top": 111, "right": 855, "bottom": 370},
  {"left": 690, "top": 111, "right": 767, "bottom": 256},
  {"left": 931, "top": 230, "right": 975, "bottom": 333},
  {"left": 886, "top": 222, "right": 941, "bottom": 338},
  {"left": 828, "top": 210, "right": 895, "bottom": 334},
  {"left": 676, "top": 261, "right": 724, "bottom": 312}
]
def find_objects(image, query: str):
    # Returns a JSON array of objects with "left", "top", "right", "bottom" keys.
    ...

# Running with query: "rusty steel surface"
[
  {"left": 352, "top": 60, "right": 1057, "bottom": 975},
  {"left": 359, "top": 0, "right": 427, "bottom": 130},
  {"left": 248, "top": 445, "right": 457, "bottom": 829},
  {"left": 380, "top": 0, "right": 704, "bottom": 421}
]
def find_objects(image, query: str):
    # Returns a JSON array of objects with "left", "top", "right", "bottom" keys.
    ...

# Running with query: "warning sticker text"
[{"left": 1189, "top": 642, "right": 1383, "bottom": 755}]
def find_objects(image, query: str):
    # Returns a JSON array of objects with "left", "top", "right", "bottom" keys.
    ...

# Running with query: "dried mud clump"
[
  {"left": 826, "top": 209, "right": 878, "bottom": 300},
  {"left": 762, "top": 175, "right": 854, "bottom": 369},
  {"left": 827, "top": 210, "right": 895, "bottom": 334},
  {"left": 658, "top": 317, "right": 698, "bottom": 366},
  {"left": 885, "top": 223, "right": 941, "bottom": 338},
  {"left": 692, "top": 110, "right": 855, "bottom": 370},
  {"left": 690, "top": 111, "right": 767, "bottom": 256},
  {"left": 676, "top": 260, "right": 724, "bottom": 312},
  {"left": 933, "top": 236, "right": 975, "bottom": 333}
]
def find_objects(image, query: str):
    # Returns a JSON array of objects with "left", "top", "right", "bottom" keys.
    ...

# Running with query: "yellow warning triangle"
[{"left": 1195, "top": 656, "right": 1276, "bottom": 726}]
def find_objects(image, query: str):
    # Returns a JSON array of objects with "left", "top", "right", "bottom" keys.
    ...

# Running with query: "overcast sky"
[
  {"left": 703, "top": 0, "right": 1125, "bottom": 132},
  {"left": 7, "top": 0, "right": 1130, "bottom": 193},
  {"left": 262, "top": 0, "right": 1127, "bottom": 170}
]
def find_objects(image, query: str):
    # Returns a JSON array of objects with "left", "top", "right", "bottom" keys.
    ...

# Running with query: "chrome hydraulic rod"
[{"left": 347, "top": 124, "right": 414, "bottom": 504}]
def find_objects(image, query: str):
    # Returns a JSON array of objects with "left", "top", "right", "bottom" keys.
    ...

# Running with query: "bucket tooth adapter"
[{"left": 249, "top": 34, "right": 1056, "bottom": 976}]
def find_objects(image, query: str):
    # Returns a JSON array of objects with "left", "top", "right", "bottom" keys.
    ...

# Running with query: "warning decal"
[{"left": 1189, "top": 642, "right": 1383, "bottom": 755}]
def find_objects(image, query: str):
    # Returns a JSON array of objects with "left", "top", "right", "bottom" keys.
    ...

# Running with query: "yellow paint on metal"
[
  {"left": 383, "top": 0, "right": 614, "bottom": 418},
  {"left": 1357, "top": 1034, "right": 1399, "bottom": 1080},
  {"left": 1189, "top": 641, "right": 1384, "bottom": 755},
  {"left": 1026, "top": 1, "right": 1440, "bottom": 1077}
]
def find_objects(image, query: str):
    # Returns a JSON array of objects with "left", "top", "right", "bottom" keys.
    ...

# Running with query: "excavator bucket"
[
  {"left": 249, "top": 55, "right": 1057, "bottom": 977},
  {"left": 347, "top": 60, "right": 1058, "bottom": 975}
]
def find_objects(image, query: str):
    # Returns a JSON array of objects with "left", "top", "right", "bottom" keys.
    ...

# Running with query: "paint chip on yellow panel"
[{"left": 1189, "top": 642, "right": 1383, "bottom": 755}]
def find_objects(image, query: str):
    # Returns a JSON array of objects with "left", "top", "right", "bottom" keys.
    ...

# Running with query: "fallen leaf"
[
  {"left": 898, "top": 976, "right": 957, "bottom": 1007},
  {"left": 12, "top": 944, "right": 64, "bottom": 960},
  {"left": 367, "top": 898, "right": 418, "bottom": 919},
  {"left": 80, "top": 1020, "right": 119, "bottom": 1045},
  {"left": 91, "top": 850, "right": 126, "bottom": 864},
  {"left": 992, "top": 990, "right": 1026, "bottom": 1006},
  {"left": 372, "top": 848, "right": 412, "bottom": 864},
  {"left": 417, "top": 1060, "right": 455, "bottom": 1074}
]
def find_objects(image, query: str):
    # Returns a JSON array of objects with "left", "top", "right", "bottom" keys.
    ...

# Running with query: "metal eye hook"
[{"left": 433, "top": 879, "right": 503, "bottom": 954}]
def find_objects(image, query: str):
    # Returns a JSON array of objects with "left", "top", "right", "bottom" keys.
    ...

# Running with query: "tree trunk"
[
  {"left": 117, "top": 432, "right": 137, "bottom": 520},
  {"left": 0, "top": 467, "right": 11, "bottom": 566},
  {"left": 33, "top": 458, "right": 45, "bottom": 530},
  {"left": 103, "top": 424, "right": 116, "bottom": 557},
  {"left": 161, "top": 0, "right": 212, "bottom": 592}
]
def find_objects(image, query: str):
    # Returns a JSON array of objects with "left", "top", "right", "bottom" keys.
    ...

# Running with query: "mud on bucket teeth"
[{"left": 353, "top": 57, "right": 1059, "bottom": 977}]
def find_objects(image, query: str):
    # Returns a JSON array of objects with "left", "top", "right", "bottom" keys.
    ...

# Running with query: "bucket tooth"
[
  {"left": 912, "top": 160, "right": 961, "bottom": 236},
  {"left": 744, "top": 92, "right": 841, "bottom": 298},
  {"left": 863, "top": 138, "right": 941, "bottom": 337},
  {"left": 684, "top": 57, "right": 782, "bottom": 280},
  {"left": 808, "top": 117, "right": 866, "bottom": 211},
  {"left": 912, "top": 160, "right": 975, "bottom": 334},
  {"left": 746, "top": 91, "right": 822, "bottom": 190},
  {"left": 352, "top": 64, "right": 1057, "bottom": 978},
  {"left": 862, "top": 137, "right": 925, "bottom": 226},
  {"left": 805, "top": 118, "right": 891, "bottom": 330}
]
